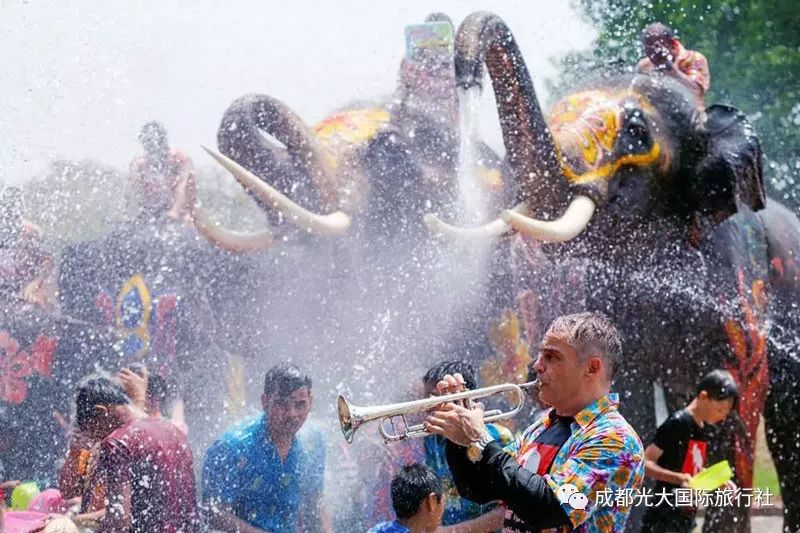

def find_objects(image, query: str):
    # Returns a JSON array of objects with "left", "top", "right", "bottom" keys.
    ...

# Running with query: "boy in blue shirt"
[{"left": 368, "top": 463, "right": 445, "bottom": 533}]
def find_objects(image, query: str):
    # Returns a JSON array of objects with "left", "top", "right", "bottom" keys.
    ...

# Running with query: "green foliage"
[{"left": 558, "top": 0, "right": 800, "bottom": 208}]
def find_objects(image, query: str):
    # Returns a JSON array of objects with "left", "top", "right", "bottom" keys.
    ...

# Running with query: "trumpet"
[{"left": 338, "top": 380, "right": 538, "bottom": 443}]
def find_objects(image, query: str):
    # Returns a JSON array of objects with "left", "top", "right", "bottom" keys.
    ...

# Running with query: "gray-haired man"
[{"left": 425, "top": 312, "right": 645, "bottom": 532}]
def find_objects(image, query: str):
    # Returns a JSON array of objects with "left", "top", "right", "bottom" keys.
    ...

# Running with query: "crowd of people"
[
  {"left": 0, "top": 20, "right": 730, "bottom": 533},
  {"left": 0, "top": 310, "right": 740, "bottom": 533}
]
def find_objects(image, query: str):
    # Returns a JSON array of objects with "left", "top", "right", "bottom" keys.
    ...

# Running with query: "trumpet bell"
[{"left": 338, "top": 394, "right": 358, "bottom": 443}]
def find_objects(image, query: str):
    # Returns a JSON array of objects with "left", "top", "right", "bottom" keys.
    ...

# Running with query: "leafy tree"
[{"left": 556, "top": 0, "right": 800, "bottom": 208}]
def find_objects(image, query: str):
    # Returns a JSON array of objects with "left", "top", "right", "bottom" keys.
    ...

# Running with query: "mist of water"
[{"left": 457, "top": 87, "right": 487, "bottom": 225}]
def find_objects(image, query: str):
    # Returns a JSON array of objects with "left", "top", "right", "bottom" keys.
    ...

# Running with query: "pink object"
[
  {"left": 28, "top": 489, "right": 67, "bottom": 513},
  {"left": 2, "top": 510, "right": 48, "bottom": 533}
]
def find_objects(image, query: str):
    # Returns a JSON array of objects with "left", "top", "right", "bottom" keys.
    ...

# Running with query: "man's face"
[
  {"left": 532, "top": 331, "right": 590, "bottom": 411},
  {"left": 263, "top": 386, "right": 313, "bottom": 436},
  {"left": 645, "top": 36, "right": 677, "bottom": 66}
]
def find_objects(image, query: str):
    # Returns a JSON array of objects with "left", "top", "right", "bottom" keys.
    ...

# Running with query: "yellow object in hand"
[{"left": 688, "top": 460, "right": 733, "bottom": 491}]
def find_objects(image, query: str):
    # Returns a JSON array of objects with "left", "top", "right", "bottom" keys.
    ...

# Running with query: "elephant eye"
[{"left": 626, "top": 116, "right": 649, "bottom": 140}]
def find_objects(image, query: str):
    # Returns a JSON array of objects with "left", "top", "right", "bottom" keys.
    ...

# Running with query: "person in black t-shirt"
[{"left": 641, "top": 370, "right": 739, "bottom": 533}]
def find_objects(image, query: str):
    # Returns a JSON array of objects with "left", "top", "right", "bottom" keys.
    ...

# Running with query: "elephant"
[
  {"left": 425, "top": 12, "right": 800, "bottom": 533},
  {"left": 198, "top": 14, "right": 520, "bottom": 398},
  {"left": 54, "top": 173, "right": 288, "bottom": 452}
]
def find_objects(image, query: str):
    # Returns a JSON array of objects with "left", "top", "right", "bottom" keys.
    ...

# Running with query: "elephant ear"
[{"left": 693, "top": 104, "right": 766, "bottom": 219}]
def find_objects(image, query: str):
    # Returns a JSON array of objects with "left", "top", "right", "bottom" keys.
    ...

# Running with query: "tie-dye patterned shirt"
[{"left": 504, "top": 394, "right": 645, "bottom": 532}]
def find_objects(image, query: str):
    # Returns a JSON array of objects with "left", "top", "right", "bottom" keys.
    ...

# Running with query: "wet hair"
[
  {"left": 138, "top": 121, "right": 168, "bottom": 153},
  {"left": 642, "top": 22, "right": 675, "bottom": 45},
  {"left": 546, "top": 312, "right": 623, "bottom": 381},
  {"left": 263, "top": 363, "right": 312, "bottom": 397},
  {"left": 423, "top": 360, "right": 478, "bottom": 390},
  {"left": 391, "top": 463, "right": 443, "bottom": 520},
  {"left": 75, "top": 373, "right": 130, "bottom": 428},
  {"left": 696, "top": 369, "right": 739, "bottom": 409}
]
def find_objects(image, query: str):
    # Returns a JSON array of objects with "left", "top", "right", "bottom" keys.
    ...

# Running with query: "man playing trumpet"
[{"left": 424, "top": 312, "right": 645, "bottom": 532}]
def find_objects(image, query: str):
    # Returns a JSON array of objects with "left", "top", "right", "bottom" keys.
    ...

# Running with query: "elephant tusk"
[
  {"left": 202, "top": 145, "right": 351, "bottom": 237},
  {"left": 500, "top": 195, "right": 595, "bottom": 243},
  {"left": 193, "top": 207, "right": 276, "bottom": 253},
  {"left": 423, "top": 203, "right": 528, "bottom": 243}
]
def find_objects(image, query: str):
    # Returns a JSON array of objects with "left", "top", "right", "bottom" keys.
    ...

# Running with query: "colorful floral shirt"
[{"left": 504, "top": 394, "right": 645, "bottom": 532}]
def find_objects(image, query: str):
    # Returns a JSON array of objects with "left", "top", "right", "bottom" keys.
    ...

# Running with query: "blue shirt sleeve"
[{"left": 202, "top": 441, "right": 239, "bottom": 505}]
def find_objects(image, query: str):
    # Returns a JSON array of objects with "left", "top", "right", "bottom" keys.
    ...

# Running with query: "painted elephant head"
[
  {"left": 426, "top": 12, "right": 765, "bottom": 247},
  {"left": 200, "top": 14, "right": 511, "bottom": 253},
  {"left": 427, "top": 13, "right": 800, "bottom": 533}
]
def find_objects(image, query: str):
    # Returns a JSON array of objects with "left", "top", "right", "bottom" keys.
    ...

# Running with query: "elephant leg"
[
  {"left": 701, "top": 419, "right": 752, "bottom": 533},
  {"left": 616, "top": 374, "right": 656, "bottom": 533},
  {"left": 764, "top": 351, "right": 800, "bottom": 533}
]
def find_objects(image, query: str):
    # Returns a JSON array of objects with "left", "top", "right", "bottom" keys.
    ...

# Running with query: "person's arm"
[
  {"left": 166, "top": 151, "right": 197, "bottom": 221},
  {"left": 477, "top": 441, "right": 571, "bottom": 529},
  {"left": 118, "top": 367, "right": 148, "bottom": 411},
  {"left": 635, "top": 57, "right": 654, "bottom": 73},
  {"left": 169, "top": 397, "right": 189, "bottom": 435},
  {"left": 444, "top": 440, "right": 496, "bottom": 504},
  {"left": 644, "top": 443, "right": 691, "bottom": 487},
  {"left": 683, "top": 54, "right": 710, "bottom": 96},
  {"left": 71, "top": 508, "right": 105, "bottom": 529}
]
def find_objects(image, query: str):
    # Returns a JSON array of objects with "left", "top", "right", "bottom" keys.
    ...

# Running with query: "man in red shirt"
[
  {"left": 74, "top": 373, "right": 199, "bottom": 533},
  {"left": 636, "top": 22, "right": 710, "bottom": 107}
]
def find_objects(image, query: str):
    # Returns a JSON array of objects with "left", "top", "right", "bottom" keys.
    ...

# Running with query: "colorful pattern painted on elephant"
[
  {"left": 312, "top": 108, "right": 392, "bottom": 175},
  {"left": 314, "top": 109, "right": 390, "bottom": 147},
  {"left": 548, "top": 90, "right": 662, "bottom": 185},
  {"left": 770, "top": 256, "right": 800, "bottom": 288},
  {"left": 723, "top": 268, "right": 769, "bottom": 488},
  {"left": 0, "top": 330, "right": 56, "bottom": 404},
  {"left": 95, "top": 273, "right": 179, "bottom": 373}
]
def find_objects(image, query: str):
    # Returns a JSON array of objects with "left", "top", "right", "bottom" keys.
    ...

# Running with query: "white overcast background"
[{"left": 1, "top": 1, "right": 596, "bottom": 185}]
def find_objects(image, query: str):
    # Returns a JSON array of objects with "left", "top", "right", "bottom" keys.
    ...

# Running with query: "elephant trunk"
[
  {"left": 425, "top": 12, "right": 595, "bottom": 243},
  {"left": 454, "top": 12, "right": 568, "bottom": 215},
  {"left": 212, "top": 94, "right": 350, "bottom": 237}
]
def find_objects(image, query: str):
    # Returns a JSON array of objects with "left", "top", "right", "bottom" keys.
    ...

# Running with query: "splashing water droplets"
[{"left": 456, "top": 86, "right": 488, "bottom": 226}]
